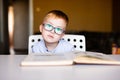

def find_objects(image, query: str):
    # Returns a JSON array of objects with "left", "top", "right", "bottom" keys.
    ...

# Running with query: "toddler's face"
[{"left": 40, "top": 17, "right": 66, "bottom": 44}]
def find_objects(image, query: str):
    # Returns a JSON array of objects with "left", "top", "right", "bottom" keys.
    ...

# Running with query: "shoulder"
[
  {"left": 32, "top": 39, "right": 45, "bottom": 50},
  {"left": 32, "top": 39, "right": 46, "bottom": 53}
]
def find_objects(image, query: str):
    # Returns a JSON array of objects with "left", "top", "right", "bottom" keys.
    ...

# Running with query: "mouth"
[{"left": 47, "top": 35, "right": 54, "bottom": 39}]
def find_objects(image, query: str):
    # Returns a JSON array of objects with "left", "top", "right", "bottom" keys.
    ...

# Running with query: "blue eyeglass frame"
[{"left": 43, "top": 23, "right": 65, "bottom": 35}]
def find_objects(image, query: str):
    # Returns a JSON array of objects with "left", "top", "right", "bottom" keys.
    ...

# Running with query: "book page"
[
  {"left": 21, "top": 54, "right": 73, "bottom": 66},
  {"left": 21, "top": 51, "right": 120, "bottom": 66},
  {"left": 73, "top": 51, "right": 120, "bottom": 65}
]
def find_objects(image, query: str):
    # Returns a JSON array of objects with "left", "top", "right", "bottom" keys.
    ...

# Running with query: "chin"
[{"left": 45, "top": 40, "right": 58, "bottom": 44}]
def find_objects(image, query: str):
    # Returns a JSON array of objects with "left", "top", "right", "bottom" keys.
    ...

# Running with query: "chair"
[{"left": 29, "top": 34, "right": 86, "bottom": 54}]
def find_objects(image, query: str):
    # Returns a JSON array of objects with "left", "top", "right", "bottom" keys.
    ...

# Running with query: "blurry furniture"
[
  {"left": 79, "top": 31, "right": 113, "bottom": 54},
  {"left": 28, "top": 34, "right": 86, "bottom": 54},
  {"left": 112, "top": 44, "right": 120, "bottom": 54}
]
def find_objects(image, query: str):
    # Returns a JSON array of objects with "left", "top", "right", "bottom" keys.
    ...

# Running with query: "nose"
[{"left": 50, "top": 29, "right": 55, "bottom": 34}]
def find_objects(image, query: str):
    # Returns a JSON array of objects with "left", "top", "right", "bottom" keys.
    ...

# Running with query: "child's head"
[
  {"left": 43, "top": 10, "right": 69, "bottom": 26},
  {"left": 39, "top": 10, "right": 69, "bottom": 44}
]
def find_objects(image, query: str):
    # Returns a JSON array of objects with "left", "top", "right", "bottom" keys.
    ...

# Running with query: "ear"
[{"left": 39, "top": 24, "right": 43, "bottom": 33}]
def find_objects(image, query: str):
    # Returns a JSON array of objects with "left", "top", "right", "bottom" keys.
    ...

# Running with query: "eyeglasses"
[{"left": 43, "top": 23, "right": 65, "bottom": 35}]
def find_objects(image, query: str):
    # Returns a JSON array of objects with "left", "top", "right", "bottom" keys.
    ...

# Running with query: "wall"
[
  {"left": 33, "top": 0, "right": 112, "bottom": 33},
  {"left": 0, "top": 0, "right": 9, "bottom": 54},
  {"left": 112, "top": 0, "right": 120, "bottom": 32},
  {"left": 13, "top": 0, "right": 29, "bottom": 50}
]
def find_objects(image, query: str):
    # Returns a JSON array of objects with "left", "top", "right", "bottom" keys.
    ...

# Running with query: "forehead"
[{"left": 43, "top": 15, "right": 67, "bottom": 29}]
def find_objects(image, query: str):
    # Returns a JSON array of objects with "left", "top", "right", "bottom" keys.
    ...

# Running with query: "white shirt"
[{"left": 32, "top": 39, "right": 74, "bottom": 54}]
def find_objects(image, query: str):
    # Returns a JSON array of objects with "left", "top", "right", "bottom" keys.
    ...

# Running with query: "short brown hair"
[{"left": 45, "top": 10, "right": 69, "bottom": 26}]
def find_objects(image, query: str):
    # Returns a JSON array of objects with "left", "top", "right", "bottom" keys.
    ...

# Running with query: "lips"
[{"left": 47, "top": 35, "right": 54, "bottom": 39}]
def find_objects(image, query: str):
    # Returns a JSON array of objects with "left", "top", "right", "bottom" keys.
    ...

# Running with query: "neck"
[{"left": 45, "top": 41, "right": 59, "bottom": 51}]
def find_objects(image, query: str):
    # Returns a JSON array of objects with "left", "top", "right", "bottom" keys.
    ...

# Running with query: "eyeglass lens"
[{"left": 43, "top": 24, "right": 64, "bottom": 34}]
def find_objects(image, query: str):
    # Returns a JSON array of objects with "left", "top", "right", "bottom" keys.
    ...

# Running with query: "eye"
[
  {"left": 46, "top": 24, "right": 52, "bottom": 28},
  {"left": 56, "top": 28, "right": 62, "bottom": 31},
  {"left": 45, "top": 24, "right": 53, "bottom": 30},
  {"left": 55, "top": 28, "right": 63, "bottom": 34}
]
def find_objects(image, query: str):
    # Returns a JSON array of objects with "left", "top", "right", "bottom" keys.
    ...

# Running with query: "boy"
[{"left": 32, "top": 10, "right": 74, "bottom": 54}]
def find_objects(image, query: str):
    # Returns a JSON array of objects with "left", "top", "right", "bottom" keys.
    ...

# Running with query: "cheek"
[
  {"left": 42, "top": 30, "right": 49, "bottom": 36},
  {"left": 54, "top": 34, "right": 63, "bottom": 40}
]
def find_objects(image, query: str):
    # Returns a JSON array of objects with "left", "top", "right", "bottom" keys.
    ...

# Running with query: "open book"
[{"left": 21, "top": 51, "right": 120, "bottom": 66}]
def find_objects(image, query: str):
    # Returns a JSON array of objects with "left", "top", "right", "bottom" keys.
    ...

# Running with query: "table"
[{"left": 0, "top": 55, "right": 120, "bottom": 80}]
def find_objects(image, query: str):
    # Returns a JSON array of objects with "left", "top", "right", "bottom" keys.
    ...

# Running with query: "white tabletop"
[{"left": 0, "top": 55, "right": 120, "bottom": 80}]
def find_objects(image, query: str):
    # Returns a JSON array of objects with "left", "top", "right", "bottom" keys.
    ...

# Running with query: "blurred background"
[{"left": 0, "top": 0, "right": 120, "bottom": 55}]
